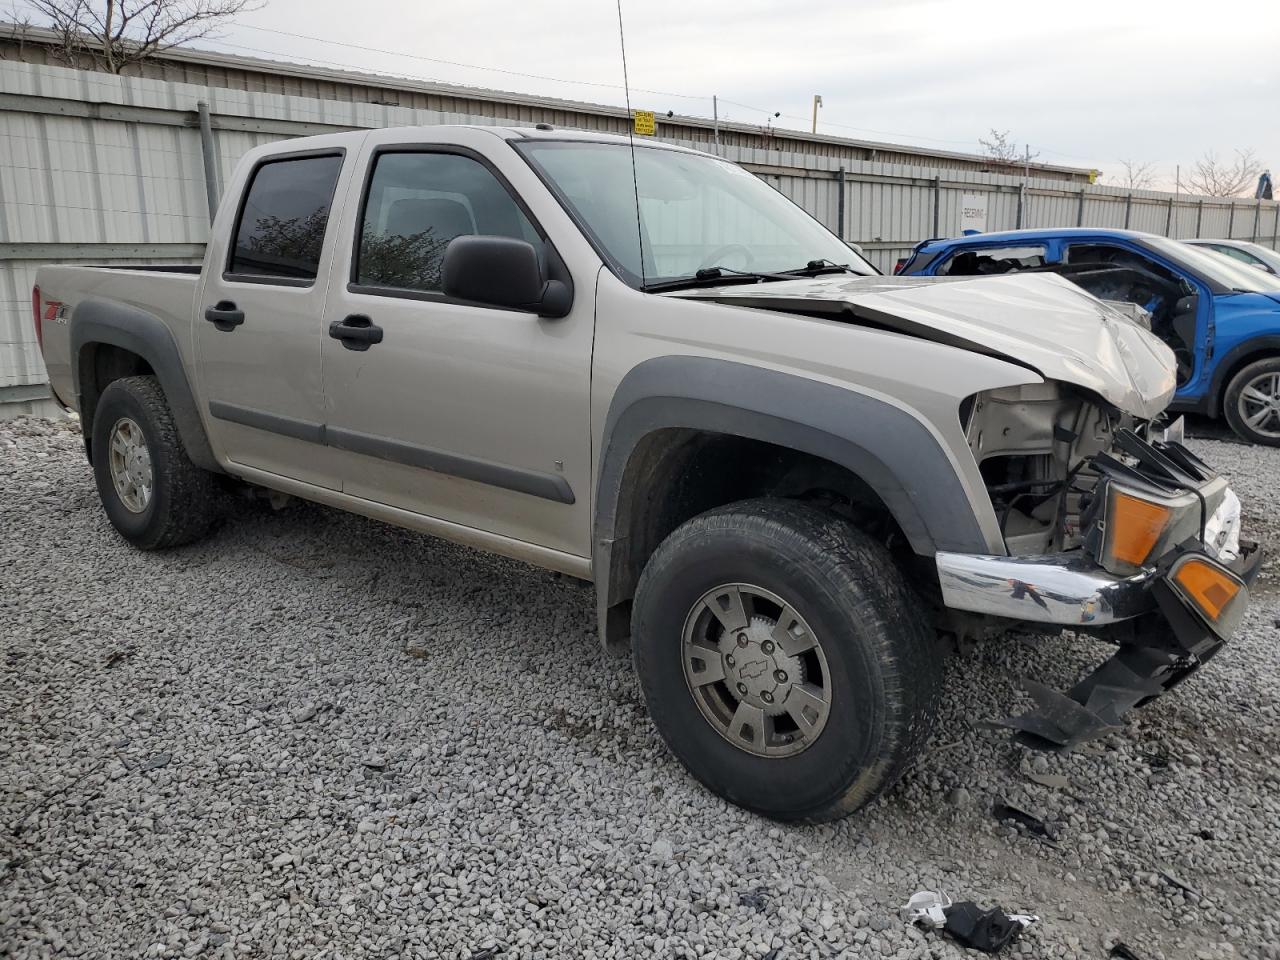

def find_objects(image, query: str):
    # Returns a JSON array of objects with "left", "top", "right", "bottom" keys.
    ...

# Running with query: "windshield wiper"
[
  {"left": 643, "top": 265, "right": 794, "bottom": 293},
  {"left": 780, "top": 258, "right": 862, "bottom": 277}
]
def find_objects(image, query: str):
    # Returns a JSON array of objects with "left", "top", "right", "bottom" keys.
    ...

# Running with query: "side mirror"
[
  {"left": 1174, "top": 294, "right": 1198, "bottom": 316},
  {"left": 441, "top": 236, "right": 572, "bottom": 318}
]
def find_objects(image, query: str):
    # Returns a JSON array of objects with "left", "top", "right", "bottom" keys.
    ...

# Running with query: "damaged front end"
[{"left": 938, "top": 386, "right": 1262, "bottom": 751}]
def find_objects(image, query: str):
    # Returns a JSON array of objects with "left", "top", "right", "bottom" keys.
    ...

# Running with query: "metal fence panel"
[{"left": 1, "top": 58, "right": 1277, "bottom": 391}]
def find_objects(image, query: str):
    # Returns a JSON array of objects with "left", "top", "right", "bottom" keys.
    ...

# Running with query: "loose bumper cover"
[{"left": 936, "top": 465, "right": 1263, "bottom": 751}]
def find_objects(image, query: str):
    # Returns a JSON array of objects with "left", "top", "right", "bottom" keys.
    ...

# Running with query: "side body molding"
[
  {"left": 70, "top": 298, "right": 220, "bottom": 473},
  {"left": 593, "top": 356, "right": 990, "bottom": 648}
]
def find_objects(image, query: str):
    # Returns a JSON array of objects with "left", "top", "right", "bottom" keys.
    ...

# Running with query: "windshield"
[
  {"left": 515, "top": 140, "right": 877, "bottom": 288},
  {"left": 1147, "top": 236, "right": 1276, "bottom": 293},
  {"left": 1222, "top": 241, "right": 1280, "bottom": 274}
]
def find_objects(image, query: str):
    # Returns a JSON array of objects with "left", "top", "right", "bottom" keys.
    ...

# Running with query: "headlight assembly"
[{"left": 1092, "top": 480, "right": 1203, "bottom": 576}]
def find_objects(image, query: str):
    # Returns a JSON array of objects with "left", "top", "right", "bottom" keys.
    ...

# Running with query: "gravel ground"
[{"left": 2, "top": 415, "right": 1278, "bottom": 960}]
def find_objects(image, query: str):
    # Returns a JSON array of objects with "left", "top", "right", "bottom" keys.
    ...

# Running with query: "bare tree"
[
  {"left": 27, "top": 0, "right": 262, "bottom": 74},
  {"left": 1111, "top": 159, "right": 1158, "bottom": 190},
  {"left": 1, "top": 4, "right": 37, "bottom": 61},
  {"left": 978, "top": 128, "right": 1039, "bottom": 166},
  {"left": 1186, "top": 149, "right": 1263, "bottom": 198}
]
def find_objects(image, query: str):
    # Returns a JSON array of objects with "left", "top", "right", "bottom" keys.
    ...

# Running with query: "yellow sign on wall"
[{"left": 633, "top": 110, "right": 656, "bottom": 136}]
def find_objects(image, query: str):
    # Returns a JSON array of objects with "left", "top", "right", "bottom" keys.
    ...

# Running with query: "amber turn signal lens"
[
  {"left": 1107, "top": 491, "right": 1173, "bottom": 567},
  {"left": 1172, "top": 559, "right": 1241, "bottom": 622}
]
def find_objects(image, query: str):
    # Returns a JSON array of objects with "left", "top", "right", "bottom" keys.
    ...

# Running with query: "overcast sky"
[{"left": 195, "top": 0, "right": 1274, "bottom": 189}]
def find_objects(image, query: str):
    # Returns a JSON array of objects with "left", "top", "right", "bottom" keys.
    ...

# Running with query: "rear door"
[
  {"left": 317, "top": 129, "right": 596, "bottom": 558},
  {"left": 195, "top": 139, "right": 360, "bottom": 487}
]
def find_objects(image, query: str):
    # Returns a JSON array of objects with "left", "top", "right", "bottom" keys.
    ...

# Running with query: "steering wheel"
[{"left": 699, "top": 243, "right": 755, "bottom": 272}]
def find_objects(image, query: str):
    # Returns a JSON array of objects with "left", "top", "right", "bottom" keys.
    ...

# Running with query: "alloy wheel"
[{"left": 681, "top": 583, "right": 832, "bottom": 758}]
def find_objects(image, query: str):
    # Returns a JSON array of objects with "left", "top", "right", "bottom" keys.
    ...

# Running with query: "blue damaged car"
[{"left": 898, "top": 228, "right": 1280, "bottom": 445}]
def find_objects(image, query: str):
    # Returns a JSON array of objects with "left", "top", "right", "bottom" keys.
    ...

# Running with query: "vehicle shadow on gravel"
[{"left": 3, "top": 417, "right": 1277, "bottom": 960}]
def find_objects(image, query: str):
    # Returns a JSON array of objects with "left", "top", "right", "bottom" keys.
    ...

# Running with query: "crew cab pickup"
[{"left": 34, "top": 126, "right": 1262, "bottom": 822}]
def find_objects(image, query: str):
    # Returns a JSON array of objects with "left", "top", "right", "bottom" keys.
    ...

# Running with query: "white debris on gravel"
[{"left": 2, "top": 415, "right": 1278, "bottom": 960}]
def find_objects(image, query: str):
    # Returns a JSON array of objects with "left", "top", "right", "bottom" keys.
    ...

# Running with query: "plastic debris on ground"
[{"left": 901, "top": 889, "right": 1038, "bottom": 954}]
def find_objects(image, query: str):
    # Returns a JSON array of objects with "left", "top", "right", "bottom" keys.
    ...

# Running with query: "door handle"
[
  {"left": 329, "top": 314, "right": 384, "bottom": 351},
  {"left": 204, "top": 300, "right": 244, "bottom": 331}
]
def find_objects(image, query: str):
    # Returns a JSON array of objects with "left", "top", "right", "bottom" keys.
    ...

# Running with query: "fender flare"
[
  {"left": 593, "top": 356, "right": 991, "bottom": 644},
  {"left": 70, "top": 298, "right": 220, "bottom": 473}
]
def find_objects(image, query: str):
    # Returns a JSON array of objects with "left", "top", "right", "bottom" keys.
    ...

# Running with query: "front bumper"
[
  {"left": 936, "top": 551, "right": 1159, "bottom": 626},
  {"left": 935, "top": 534, "right": 1263, "bottom": 752}
]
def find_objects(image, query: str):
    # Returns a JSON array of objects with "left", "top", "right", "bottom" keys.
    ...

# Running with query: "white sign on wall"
[{"left": 960, "top": 193, "right": 989, "bottom": 234}]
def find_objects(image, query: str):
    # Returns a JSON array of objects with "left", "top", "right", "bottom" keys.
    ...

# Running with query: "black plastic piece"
[
  {"left": 997, "top": 544, "right": 1254, "bottom": 752},
  {"left": 942, "top": 902, "right": 1024, "bottom": 953},
  {"left": 991, "top": 801, "right": 1057, "bottom": 843}
]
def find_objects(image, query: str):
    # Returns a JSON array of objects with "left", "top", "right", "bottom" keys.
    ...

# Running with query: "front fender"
[
  {"left": 597, "top": 357, "right": 989, "bottom": 555},
  {"left": 593, "top": 356, "right": 994, "bottom": 646}
]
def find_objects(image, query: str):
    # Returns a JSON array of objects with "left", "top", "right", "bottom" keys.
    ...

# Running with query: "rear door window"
[
  {"left": 229, "top": 154, "right": 344, "bottom": 282},
  {"left": 936, "top": 244, "right": 1048, "bottom": 276}
]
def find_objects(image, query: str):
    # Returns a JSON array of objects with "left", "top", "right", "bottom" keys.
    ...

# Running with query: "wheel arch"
[
  {"left": 593, "top": 356, "right": 989, "bottom": 654},
  {"left": 71, "top": 298, "right": 220, "bottom": 473},
  {"left": 1208, "top": 335, "right": 1280, "bottom": 419}
]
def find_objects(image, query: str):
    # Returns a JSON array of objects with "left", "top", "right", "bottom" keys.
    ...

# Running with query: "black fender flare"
[
  {"left": 70, "top": 298, "right": 220, "bottom": 473},
  {"left": 593, "top": 356, "right": 991, "bottom": 645},
  {"left": 1206, "top": 335, "right": 1280, "bottom": 418}
]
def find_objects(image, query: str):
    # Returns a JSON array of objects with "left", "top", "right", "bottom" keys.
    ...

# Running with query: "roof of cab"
[{"left": 256, "top": 123, "right": 712, "bottom": 158}]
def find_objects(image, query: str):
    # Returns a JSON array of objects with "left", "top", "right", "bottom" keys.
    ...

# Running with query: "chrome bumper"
[{"left": 935, "top": 552, "right": 1157, "bottom": 626}]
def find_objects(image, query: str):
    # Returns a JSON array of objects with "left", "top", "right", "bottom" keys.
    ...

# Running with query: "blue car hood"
[
  {"left": 676, "top": 272, "right": 1178, "bottom": 419},
  {"left": 1240, "top": 291, "right": 1280, "bottom": 309}
]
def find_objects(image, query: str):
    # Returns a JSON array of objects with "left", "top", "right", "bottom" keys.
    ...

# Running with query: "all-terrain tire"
[
  {"left": 91, "top": 375, "right": 219, "bottom": 549},
  {"left": 631, "top": 497, "right": 941, "bottom": 822},
  {"left": 1222, "top": 356, "right": 1280, "bottom": 446}
]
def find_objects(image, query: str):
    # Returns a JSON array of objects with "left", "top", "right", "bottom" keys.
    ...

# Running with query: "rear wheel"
[
  {"left": 631, "top": 497, "right": 941, "bottom": 822},
  {"left": 91, "top": 376, "right": 219, "bottom": 549},
  {"left": 1223, "top": 357, "right": 1280, "bottom": 446}
]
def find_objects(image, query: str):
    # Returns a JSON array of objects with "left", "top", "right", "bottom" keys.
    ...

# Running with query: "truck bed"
[{"left": 36, "top": 264, "right": 202, "bottom": 412}]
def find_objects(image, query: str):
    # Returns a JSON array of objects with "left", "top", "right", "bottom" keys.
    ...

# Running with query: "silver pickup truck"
[{"left": 33, "top": 125, "right": 1261, "bottom": 822}]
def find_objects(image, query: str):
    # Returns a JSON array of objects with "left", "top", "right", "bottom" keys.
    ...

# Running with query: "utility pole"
[
  {"left": 812, "top": 94, "right": 823, "bottom": 134},
  {"left": 1024, "top": 144, "right": 1030, "bottom": 181},
  {"left": 712, "top": 95, "right": 721, "bottom": 157},
  {"left": 1173, "top": 164, "right": 1181, "bottom": 236}
]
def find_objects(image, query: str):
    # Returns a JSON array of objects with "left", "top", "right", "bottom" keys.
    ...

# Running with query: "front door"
[
  {"left": 195, "top": 144, "right": 353, "bottom": 487},
  {"left": 319, "top": 136, "right": 595, "bottom": 557},
  {"left": 1060, "top": 241, "right": 1207, "bottom": 391}
]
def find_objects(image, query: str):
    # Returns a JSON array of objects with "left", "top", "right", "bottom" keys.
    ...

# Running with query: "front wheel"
[
  {"left": 631, "top": 498, "right": 942, "bottom": 822},
  {"left": 1223, "top": 358, "right": 1280, "bottom": 446}
]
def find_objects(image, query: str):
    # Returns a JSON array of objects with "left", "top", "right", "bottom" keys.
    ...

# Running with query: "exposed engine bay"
[{"left": 963, "top": 382, "right": 1129, "bottom": 557}]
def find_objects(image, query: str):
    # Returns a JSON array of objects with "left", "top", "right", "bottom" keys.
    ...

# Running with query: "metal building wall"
[{"left": 2, "top": 58, "right": 1279, "bottom": 398}]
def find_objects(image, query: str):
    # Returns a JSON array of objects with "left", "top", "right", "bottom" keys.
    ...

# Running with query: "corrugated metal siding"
[{"left": 1, "top": 58, "right": 1278, "bottom": 388}]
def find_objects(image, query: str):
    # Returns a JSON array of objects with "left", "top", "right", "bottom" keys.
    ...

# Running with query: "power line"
[
  {"left": 229, "top": 20, "right": 707, "bottom": 102},
  {"left": 6, "top": 0, "right": 1133, "bottom": 169},
  {"left": 224, "top": 24, "right": 1124, "bottom": 166}
]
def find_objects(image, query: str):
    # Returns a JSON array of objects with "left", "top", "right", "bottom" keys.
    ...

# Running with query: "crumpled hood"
[{"left": 674, "top": 272, "right": 1178, "bottom": 419}]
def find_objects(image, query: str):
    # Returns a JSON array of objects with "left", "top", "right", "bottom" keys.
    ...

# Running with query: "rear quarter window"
[{"left": 229, "top": 154, "right": 344, "bottom": 282}]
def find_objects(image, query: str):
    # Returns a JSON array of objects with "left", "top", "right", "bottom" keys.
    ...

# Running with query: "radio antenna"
[{"left": 615, "top": 0, "right": 646, "bottom": 288}]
